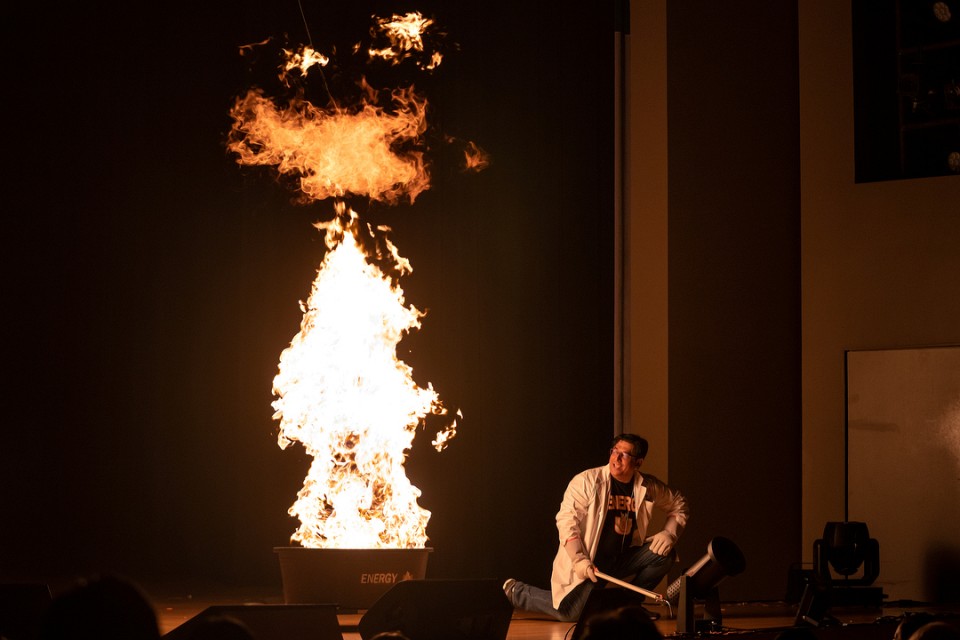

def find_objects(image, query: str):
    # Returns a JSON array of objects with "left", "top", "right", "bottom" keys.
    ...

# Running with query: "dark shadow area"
[
  {"left": 853, "top": 0, "right": 960, "bottom": 182},
  {"left": 1, "top": 0, "right": 613, "bottom": 592}
]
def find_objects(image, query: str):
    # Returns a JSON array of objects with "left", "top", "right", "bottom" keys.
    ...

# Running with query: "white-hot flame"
[
  {"left": 271, "top": 204, "right": 449, "bottom": 548},
  {"left": 282, "top": 45, "right": 330, "bottom": 78},
  {"left": 368, "top": 12, "right": 441, "bottom": 69}
]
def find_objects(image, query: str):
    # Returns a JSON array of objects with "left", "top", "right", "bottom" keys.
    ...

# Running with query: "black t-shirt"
[{"left": 593, "top": 477, "right": 637, "bottom": 571}]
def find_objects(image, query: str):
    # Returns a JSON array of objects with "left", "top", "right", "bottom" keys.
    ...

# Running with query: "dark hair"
[
  {"left": 581, "top": 605, "right": 662, "bottom": 640},
  {"left": 895, "top": 613, "right": 938, "bottom": 640},
  {"left": 909, "top": 622, "right": 960, "bottom": 640},
  {"left": 612, "top": 434, "right": 648, "bottom": 459},
  {"left": 41, "top": 574, "right": 159, "bottom": 640}
]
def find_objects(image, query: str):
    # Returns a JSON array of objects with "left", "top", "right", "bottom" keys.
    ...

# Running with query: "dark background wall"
[
  {"left": 2, "top": 0, "right": 810, "bottom": 602},
  {"left": 665, "top": 1, "right": 801, "bottom": 601},
  {"left": 2, "top": 0, "right": 614, "bottom": 595}
]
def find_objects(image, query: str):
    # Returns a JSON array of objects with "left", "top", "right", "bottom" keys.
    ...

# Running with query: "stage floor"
[{"left": 152, "top": 587, "right": 959, "bottom": 640}]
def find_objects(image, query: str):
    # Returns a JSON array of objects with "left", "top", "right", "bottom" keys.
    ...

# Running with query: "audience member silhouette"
[
  {"left": 895, "top": 613, "right": 938, "bottom": 640},
  {"left": 579, "top": 605, "right": 663, "bottom": 640},
  {"left": 0, "top": 583, "right": 52, "bottom": 640},
  {"left": 40, "top": 574, "right": 159, "bottom": 640},
  {"left": 908, "top": 621, "right": 960, "bottom": 640},
  {"left": 369, "top": 632, "right": 411, "bottom": 640}
]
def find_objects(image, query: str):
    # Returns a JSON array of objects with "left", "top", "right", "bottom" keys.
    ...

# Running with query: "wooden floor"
[{"left": 152, "top": 587, "right": 959, "bottom": 640}]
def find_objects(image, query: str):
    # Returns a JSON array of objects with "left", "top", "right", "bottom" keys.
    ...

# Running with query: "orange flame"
[
  {"left": 368, "top": 12, "right": 441, "bottom": 70},
  {"left": 229, "top": 16, "right": 473, "bottom": 549},
  {"left": 431, "top": 410, "right": 461, "bottom": 452},
  {"left": 228, "top": 84, "right": 430, "bottom": 204},
  {"left": 463, "top": 141, "right": 490, "bottom": 172}
]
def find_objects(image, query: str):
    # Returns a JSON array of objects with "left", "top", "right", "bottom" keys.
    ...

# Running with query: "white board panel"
[{"left": 846, "top": 346, "right": 960, "bottom": 603}]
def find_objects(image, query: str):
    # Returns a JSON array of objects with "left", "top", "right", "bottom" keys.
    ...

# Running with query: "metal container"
[{"left": 275, "top": 547, "right": 432, "bottom": 610}]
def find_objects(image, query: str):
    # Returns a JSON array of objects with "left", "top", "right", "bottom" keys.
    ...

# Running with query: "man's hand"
[
  {"left": 648, "top": 530, "right": 678, "bottom": 556},
  {"left": 573, "top": 557, "right": 597, "bottom": 582}
]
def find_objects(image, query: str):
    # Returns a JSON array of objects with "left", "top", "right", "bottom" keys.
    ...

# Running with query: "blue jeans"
[{"left": 508, "top": 542, "right": 675, "bottom": 622}]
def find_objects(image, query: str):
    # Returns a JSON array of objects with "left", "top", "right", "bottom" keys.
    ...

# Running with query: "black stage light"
[
  {"left": 666, "top": 536, "right": 746, "bottom": 634},
  {"left": 796, "top": 521, "right": 883, "bottom": 626},
  {"left": 815, "top": 521, "right": 879, "bottom": 585},
  {"left": 813, "top": 521, "right": 882, "bottom": 607}
]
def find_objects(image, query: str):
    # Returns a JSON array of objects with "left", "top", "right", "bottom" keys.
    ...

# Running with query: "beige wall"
[
  {"left": 799, "top": 0, "right": 960, "bottom": 561},
  {"left": 629, "top": 0, "right": 960, "bottom": 588}
]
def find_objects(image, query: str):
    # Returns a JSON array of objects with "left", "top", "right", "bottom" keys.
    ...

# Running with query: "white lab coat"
[{"left": 549, "top": 465, "right": 689, "bottom": 608}]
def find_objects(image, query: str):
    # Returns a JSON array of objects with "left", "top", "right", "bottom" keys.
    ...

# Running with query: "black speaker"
[
  {"left": 163, "top": 604, "right": 342, "bottom": 640},
  {"left": 0, "top": 583, "right": 52, "bottom": 640},
  {"left": 358, "top": 580, "right": 512, "bottom": 640}
]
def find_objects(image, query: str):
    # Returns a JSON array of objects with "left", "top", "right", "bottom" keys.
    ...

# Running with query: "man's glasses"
[{"left": 609, "top": 448, "right": 638, "bottom": 461}]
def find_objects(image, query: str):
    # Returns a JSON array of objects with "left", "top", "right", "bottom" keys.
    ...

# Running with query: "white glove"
[
  {"left": 648, "top": 530, "right": 678, "bottom": 556},
  {"left": 573, "top": 557, "right": 597, "bottom": 582}
]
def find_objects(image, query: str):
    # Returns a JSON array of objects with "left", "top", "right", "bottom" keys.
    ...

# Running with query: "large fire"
[
  {"left": 228, "top": 12, "right": 477, "bottom": 548},
  {"left": 272, "top": 204, "right": 454, "bottom": 548}
]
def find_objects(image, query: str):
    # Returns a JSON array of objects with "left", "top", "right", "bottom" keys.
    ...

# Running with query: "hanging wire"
[
  {"left": 296, "top": 0, "right": 313, "bottom": 47},
  {"left": 295, "top": 0, "right": 340, "bottom": 113}
]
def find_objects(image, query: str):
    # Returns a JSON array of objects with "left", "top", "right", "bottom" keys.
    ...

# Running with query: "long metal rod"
[{"left": 594, "top": 570, "right": 665, "bottom": 602}]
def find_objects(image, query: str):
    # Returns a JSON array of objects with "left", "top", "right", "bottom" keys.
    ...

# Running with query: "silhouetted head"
[
  {"left": 369, "top": 632, "right": 411, "bottom": 640},
  {"left": 581, "top": 605, "right": 663, "bottom": 640},
  {"left": 41, "top": 574, "right": 159, "bottom": 640},
  {"left": 908, "top": 621, "right": 960, "bottom": 640},
  {"left": 895, "top": 613, "right": 938, "bottom": 640}
]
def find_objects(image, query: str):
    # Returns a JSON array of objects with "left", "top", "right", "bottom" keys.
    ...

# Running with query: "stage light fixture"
[
  {"left": 814, "top": 521, "right": 879, "bottom": 586},
  {"left": 796, "top": 521, "right": 882, "bottom": 625},
  {"left": 812, "top": 521, "right": 882, "bottom": 607},
  {"left": 666, "top": 536, "right": 746, "bottom": 634}
]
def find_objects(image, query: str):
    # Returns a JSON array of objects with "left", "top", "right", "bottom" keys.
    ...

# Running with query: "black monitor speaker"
[
  {"left": 163, "top": 604, "right": 342, "bottom": 640},
  {"left": 358, "top": 580, "right": 512, "bottom": 640}
]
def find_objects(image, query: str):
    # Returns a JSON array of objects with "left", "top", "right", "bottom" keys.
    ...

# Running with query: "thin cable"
[
  {"left": 296, "top": 0, "right": 313, "bottom": 47},
  {"left": 294, "top": 0, "right": 340, "bottom": 113}
]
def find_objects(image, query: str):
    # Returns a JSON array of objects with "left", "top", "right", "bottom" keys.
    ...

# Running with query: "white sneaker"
[{"left": 502, "top": 578, "right": 518, "bottom": 605}]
